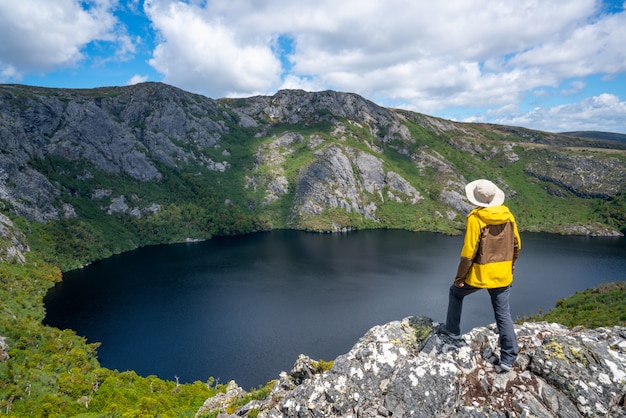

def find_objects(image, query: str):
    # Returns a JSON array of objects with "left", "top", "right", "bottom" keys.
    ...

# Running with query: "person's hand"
[{"left": 454, "top": 277, "right": 465, "bottom": 287}]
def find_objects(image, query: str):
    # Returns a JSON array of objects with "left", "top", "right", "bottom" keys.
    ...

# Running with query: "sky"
[{"left": 1, "top": 0, "right": 625, "bottom": 134}]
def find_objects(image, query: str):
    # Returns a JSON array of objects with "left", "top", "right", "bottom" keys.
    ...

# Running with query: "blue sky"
[{"left": 1, "top": 0, "right": 625, "bottom": 133}]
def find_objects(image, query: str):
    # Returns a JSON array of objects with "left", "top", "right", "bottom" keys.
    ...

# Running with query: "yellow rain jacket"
[{"left": 455, "top": 205, "right": 521, "bottom": 288}]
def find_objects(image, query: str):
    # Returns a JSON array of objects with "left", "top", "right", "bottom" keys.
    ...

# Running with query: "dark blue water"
[{"left": 43, "top": 230, "right": 626, "bottom": 389}]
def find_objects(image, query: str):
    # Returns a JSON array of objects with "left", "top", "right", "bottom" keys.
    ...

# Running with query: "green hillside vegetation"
[
  {"left": 0, "top": 257, "right": 247, "bottom": 416},
  {"left": 14, "top": 112, "right": 626, "bottom": 271},
  {"left": 25, "top": 126, "right": 272, "bottom": 270},
  {"left": 520, "top": 282, "right": 626, "bottom": 328},
  {"left": 560, "top": 130, "right": 626, "bottom": 144}
]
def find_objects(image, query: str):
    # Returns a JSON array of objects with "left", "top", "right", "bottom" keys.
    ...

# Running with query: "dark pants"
[{"left": 446, "top": 284, "right": 518, "bottom": 366}]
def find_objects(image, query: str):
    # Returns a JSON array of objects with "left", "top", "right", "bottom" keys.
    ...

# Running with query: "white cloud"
[
  {"left": 0, "top": 0, "right": 134, "bottom": 81},
  {"left": 490, "top": 94, "right": 626, "bottom": 132},
  {"left": 144, "top": 0, "right": 282, "bottom": 98},
  {"left": 142, "top": 1, "right": 624, "bottom": 111},
  {"left": 0, "top": 64, "right": 18, "bottom": 81},
  {"left": 128, "top": 74, "right": 149, "bottom": 85},
  {"left": 3, "top": 0, "right": 625, "bottom": 132},
  {"left": 507, "top": 11, "right": 626, "bottom": 84},
  {"left": 561, "top": 80, "right": 587, "bottom": 95}
]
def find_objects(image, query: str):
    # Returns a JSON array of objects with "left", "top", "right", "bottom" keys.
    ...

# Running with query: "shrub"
[{"left": 519, "top": 281, "right": 626, "bottom": 328}]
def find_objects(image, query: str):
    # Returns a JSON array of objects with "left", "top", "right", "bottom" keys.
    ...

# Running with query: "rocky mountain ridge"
[
  {"left": 560, "top": 131, "right": 626, "bottom": 143},
  {"left": 196, "top": 316, "right": 626, "bottom": 417},
  {"left": 0, "top": 83, "right": 625, "bottom": 266},
  {"left": 0, "top": 83, "right": 230, "bottom": 221}
]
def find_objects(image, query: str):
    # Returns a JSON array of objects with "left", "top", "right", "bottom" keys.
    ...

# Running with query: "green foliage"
[
  {"left": 26, "top": 219, "right": 119, "bottom": 270},
  {"left": 86, "top": 371, "right": 219, "bottom": 417},
  {"left": 22, "top": 158, "right": 270, "bottom": 270},
  {"left": 311, "top": 359, "right": 334, "bottom": 373},
  {"left": 296, "top": 207, "right": 377, "bottom": 232},
  {"left": 519, "top": 282, "right": 626, "bottom": 328},
  {"left": 1, "top": 259, "right": 97, "bottom": 416},
  {"left": 0, "top": 255, "right": 223, "bottom": 417},
  {"left": 196, "top": 411, "right": 219, "bottom": 418},
  {"left": 594, "top": 192, "right": 626, "bottom": 233}
]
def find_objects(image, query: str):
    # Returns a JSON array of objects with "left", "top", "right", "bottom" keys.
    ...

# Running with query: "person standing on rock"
[{"left": 443, "top": 179, "right": 521, "bottom": 372}]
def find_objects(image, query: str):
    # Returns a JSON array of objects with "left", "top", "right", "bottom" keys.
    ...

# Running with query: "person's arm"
[
  {"left": 512, "top": 220, "right": 521, "bottom": 274},
  {"left": 454, "top": 259, "right": 472, "bottom": 287},
  {"left": 454, "top": 213, "right": 481, "bottom": 286}
]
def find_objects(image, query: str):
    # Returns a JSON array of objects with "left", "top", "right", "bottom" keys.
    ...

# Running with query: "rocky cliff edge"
[{"left": 197, "top": 317, "right": 626, "bottom": 417}]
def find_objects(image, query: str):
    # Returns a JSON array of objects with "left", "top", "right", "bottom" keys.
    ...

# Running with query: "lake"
[{"left": 43, "top": 230, "right": 626, "bottom": 389}]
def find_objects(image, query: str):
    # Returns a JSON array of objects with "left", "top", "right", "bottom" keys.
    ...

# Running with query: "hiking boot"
[
  {"left": 436, "top": 324, "right": 462, "bottom": 340},
  {"left": 497, "top": 362, "right": 513, "bottom": 373}
]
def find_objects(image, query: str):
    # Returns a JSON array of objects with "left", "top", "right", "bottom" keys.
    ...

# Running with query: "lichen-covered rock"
[
  {"left": 525, "top": 151, "right": 625, "bottom": 198},
  {"left": 0, "top": 213, "right": 29, "bottom": 263},
  {"left": 0, "top": 83, "right": 228, "bottom": 220},
  {"left": 230, "top": 89, "right": 411, "bottom": 144},
  {"left": 195, "top": 380, "right": 246, "bottom": 417},
  {"left": 0, "top": 336, "right": 9, "bottom": 362},
  {"left": 295, "top": 144, "right": 364, "bottom": 220},
  {"left": 293, "top": 144, "right": 425, "bottom": 228},
  {"left": 207, "top": 317, "right": 626, "bottom": 418}
]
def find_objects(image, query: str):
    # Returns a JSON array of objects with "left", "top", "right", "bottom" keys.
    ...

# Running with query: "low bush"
[{"left": 519, "top": 281, "right": 626, "bottom": 328}]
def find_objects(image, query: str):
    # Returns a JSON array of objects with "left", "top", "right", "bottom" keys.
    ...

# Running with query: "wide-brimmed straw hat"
[{"left": 465, "top": 179, "right": 505, "bottom": 207}]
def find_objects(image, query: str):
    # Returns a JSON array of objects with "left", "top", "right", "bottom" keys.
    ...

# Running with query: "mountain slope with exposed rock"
[{"left": 0, "top": 82, "right": 625, "bottom": 268}]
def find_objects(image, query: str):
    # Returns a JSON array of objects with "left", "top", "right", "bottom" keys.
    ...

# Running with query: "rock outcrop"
[
  {"left": 227, "top": 89, "right": 411, "bottom": 144},
  {"left": 199, "top": 317, "right": 626, "bottom": 418},
  {"left": 0, "top": 83, "right": 624, "bottom": 235},
  {"left": 0, "top": 212, "right": 29, "bottom": 263},
  {"left": 0, "top": 83, "right": 228, "bottom": 221},
  {"left": 525, "top": 151, "right": 625, "bottom": 198},
  {"left": 0, "top": 336, "right": 9, "bottom": 362}
]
